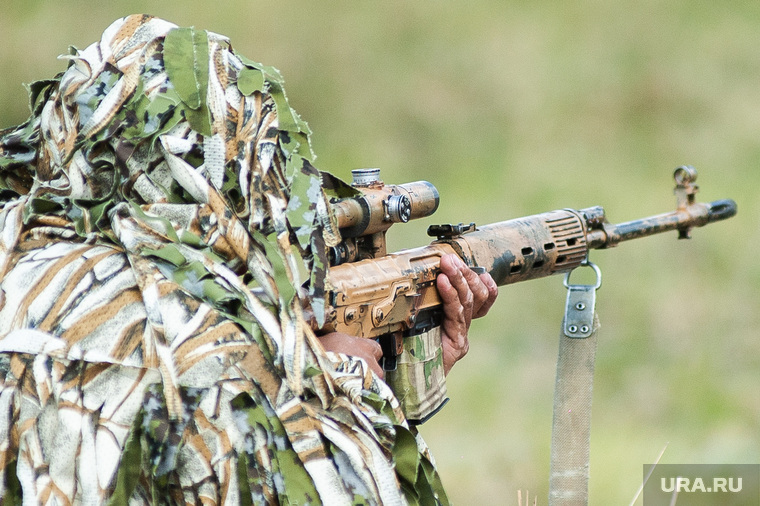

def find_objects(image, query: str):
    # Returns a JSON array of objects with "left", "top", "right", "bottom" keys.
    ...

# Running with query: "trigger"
[{"left": 377, "top": 332, "right": 402, "bottom": 371}]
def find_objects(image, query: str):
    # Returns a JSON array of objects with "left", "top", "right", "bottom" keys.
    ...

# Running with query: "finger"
[
  {"left": 437, "top": 272, "right": 468, "bottom": 351},
  {"left": 442, "top": 256, "right": 475, "bottom": 327},
  {"left": 442, "top": 254, "right": 496, "bottom": 320},
  {"left": 436, "top": 271, "right": 466, "bottom": 327},
  {"left": 438, "top": 253, "right": 460, "bottom": 278},
  {"left": 355, "top": 338, "right": 385, "bottom": 379},
  {"left": 367, "top": 353, "right": 385, "bottom": 379},
  {"left": 459, "top": 263, "right": 491, "bottom": 318},
  {"left": 472, "top": 273, "right": 498, "bottom": 319},
  {"left": 319, "top": 332, "right": 385, "bottom": 379},
  {"left": 362, "top": 337, "right": 383, "bottom": 362}
]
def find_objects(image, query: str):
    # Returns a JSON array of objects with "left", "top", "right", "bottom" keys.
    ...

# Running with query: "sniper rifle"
[{"left": 317, "top": 166, "right": 736, "bottom": 422}]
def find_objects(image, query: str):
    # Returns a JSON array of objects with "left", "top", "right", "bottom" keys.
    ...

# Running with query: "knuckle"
[
  {"left": 474, "top": 284, "right": 488, "bottom": 303},
  {"left": 463, "top": 290, "right": 474, "bottom": 308}
]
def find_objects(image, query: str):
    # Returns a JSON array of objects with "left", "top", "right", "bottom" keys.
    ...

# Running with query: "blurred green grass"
[{"left": 1, "top": 2, "right": 758, "bottom": 504}]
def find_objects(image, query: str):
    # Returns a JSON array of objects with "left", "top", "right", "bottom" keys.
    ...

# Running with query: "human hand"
[
  {"left": 318, "top": 331, "right": 385, "bottom": 379},
  {"left": 436, "top": 254, "right": 498, "bottom": 375}
]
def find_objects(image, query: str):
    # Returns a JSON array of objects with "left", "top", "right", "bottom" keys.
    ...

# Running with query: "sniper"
[{"left": 0, "top": 14, "right": 497, "bottom": 505}]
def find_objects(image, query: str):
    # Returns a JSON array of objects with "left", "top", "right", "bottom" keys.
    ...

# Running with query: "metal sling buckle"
[{"left": 562, "top": 261, "right": 602, "bottom": 339}]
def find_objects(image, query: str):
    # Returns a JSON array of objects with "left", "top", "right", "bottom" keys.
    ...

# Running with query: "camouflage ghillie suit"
[{"left": 0, "top": 15, "right": 447, "bottom": 505}]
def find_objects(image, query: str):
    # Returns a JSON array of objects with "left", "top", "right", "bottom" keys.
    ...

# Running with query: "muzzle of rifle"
[{"left": 584, "top": 198, "right": 738, "bottom": 248}]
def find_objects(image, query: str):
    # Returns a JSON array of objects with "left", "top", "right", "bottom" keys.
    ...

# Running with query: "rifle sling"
[{"left": 549, "top": 273, "right": 601, "bottom": 506}]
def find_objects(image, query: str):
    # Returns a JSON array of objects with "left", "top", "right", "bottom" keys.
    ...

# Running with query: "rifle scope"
[{"left": 331, "top": 169, "right": 440, "bottom": 238}]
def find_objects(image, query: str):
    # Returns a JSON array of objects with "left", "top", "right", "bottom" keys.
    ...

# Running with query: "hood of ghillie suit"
[
  {"left": 0, "top": 14, "right": 447, "bottom": 505},
  {"left": 1, "top": 14, "right": 340, "bottom": 326}
]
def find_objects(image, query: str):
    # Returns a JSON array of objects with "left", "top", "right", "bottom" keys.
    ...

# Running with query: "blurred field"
[{"left": 1, "top": 1, "right": 758, "bottom": 504}]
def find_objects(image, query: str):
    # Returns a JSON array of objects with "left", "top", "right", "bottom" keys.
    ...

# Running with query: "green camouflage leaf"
[
  {"left": 304, "top": 364, "right": 323, "bottom": 377},
  {"left": 71, "top": 204, "right": 87, "bottom": 236},
  {"left": 0, "top": 117, "right": 38, "bottom": 174},
  {"left": 89, "top": 199, "right": 111, "bottom": 227},
  {"left": 3, "top": 458, "right": 21, "bottom": 505},
  {"left": 28, "top": 197, "right": 63, "bottom": 215},
  {"left": 285, "top": 157, "right": 321, "bottom": 247},
  {"left": 235, "top": 54, "right": 285, "bottom": 84},
  {"left": 237, "top": 67, "right": 265, "bottom": 96},
  {"left": 266, "top": 79, "right": 298, "bottom": 133},
  {"left": 143, "top": 244, "right": 187, "bottom": 266},
  {"left": 236, "top": 53, "right": 312, "bottom": 157},
  {"left": 252, "top": 229, "right": 296, "bottom": 305},
  {"left": 420, "top": 458, "right": 449, "bottom": 506},
  {"left": 122, "top": 86, "right": 182, "bottom": 140},
  {"left": 128, "top": 202, "right": 181, "bottom": 242},
  {"left": 392, "top": 425, "right": 420, "bottom": 486},
  {"left": 107, "top": 411, "right": 144, "bottom": 506},
  {"left": 163, "top": 27, "right": 211, "bottom": 135},
  {"left": 183, "top": 102, "right": 212, "bottom": 136},
  {"left": 391, "top": 425, "right": 450, "bottom": 505},
  {"left": 237, "top": 451, "right": 254, "bottom": 506},
  {"left": 227, "top": 316, "right": 273, "bottom": 362},
  {"left": 178, "top": 229, "right": 205, "bottom": 247},
  {"left": 361, "top": 390, "right": 396, "bottom": 421},
  {"left": 276, "top": 448, "right": 320, "bottom": 505},
  {"left": 182, "top": 259, "right": 208, "bottom": 279},
  {"left": 200, "top": 278, "right": 235, "bottom": 303},
  {"left": 163, "top": 27, "right": 208, "bottom": 110},
  {"left": 221, "top": 165, "right": 239, "bottom": 193},
  {"left": 293, "top": 109, "right": 313, "bottom": 137},
  {"left": 320, "top": 170, "right": 361, "bottom": 199},
  {"left": 279, "top": 129, "right": 312, "bottom": 160},
  {"left": 141, "top": 386, "right": 204, "bottom": 477},
  {"left": 25, "top": 78, "right": 59, "bottom": 115},
  {"left": 309, "top": 231, "right": 328, "bottom": 327},
  {"left": 171, "top": 260, "right": 237, "bottom": 304},
  {"left": 232, "top": 394, "right": 319, "bottom": 505}
]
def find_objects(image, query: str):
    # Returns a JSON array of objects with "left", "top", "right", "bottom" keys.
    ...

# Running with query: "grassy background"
[{"left": 1, "top": 2, "right": 758, "bottom": 504}]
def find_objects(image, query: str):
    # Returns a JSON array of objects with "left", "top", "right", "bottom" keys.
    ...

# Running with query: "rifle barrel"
[{"left": 586, "top": 199, "right": 737, "bottom": 249}]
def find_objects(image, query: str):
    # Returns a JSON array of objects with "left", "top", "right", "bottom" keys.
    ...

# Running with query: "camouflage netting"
[{"left": 0, "top": 14, "right": 447, "bottom": 505}]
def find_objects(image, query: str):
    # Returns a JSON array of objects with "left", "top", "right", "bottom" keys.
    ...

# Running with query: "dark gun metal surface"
[{"left": 586, "top": 199, "right": 737, "bottom": 248}]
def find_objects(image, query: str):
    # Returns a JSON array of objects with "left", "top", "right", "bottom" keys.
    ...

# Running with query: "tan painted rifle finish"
[{"left": 319, "top": 167, "right": 736, "bottom": 357}]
